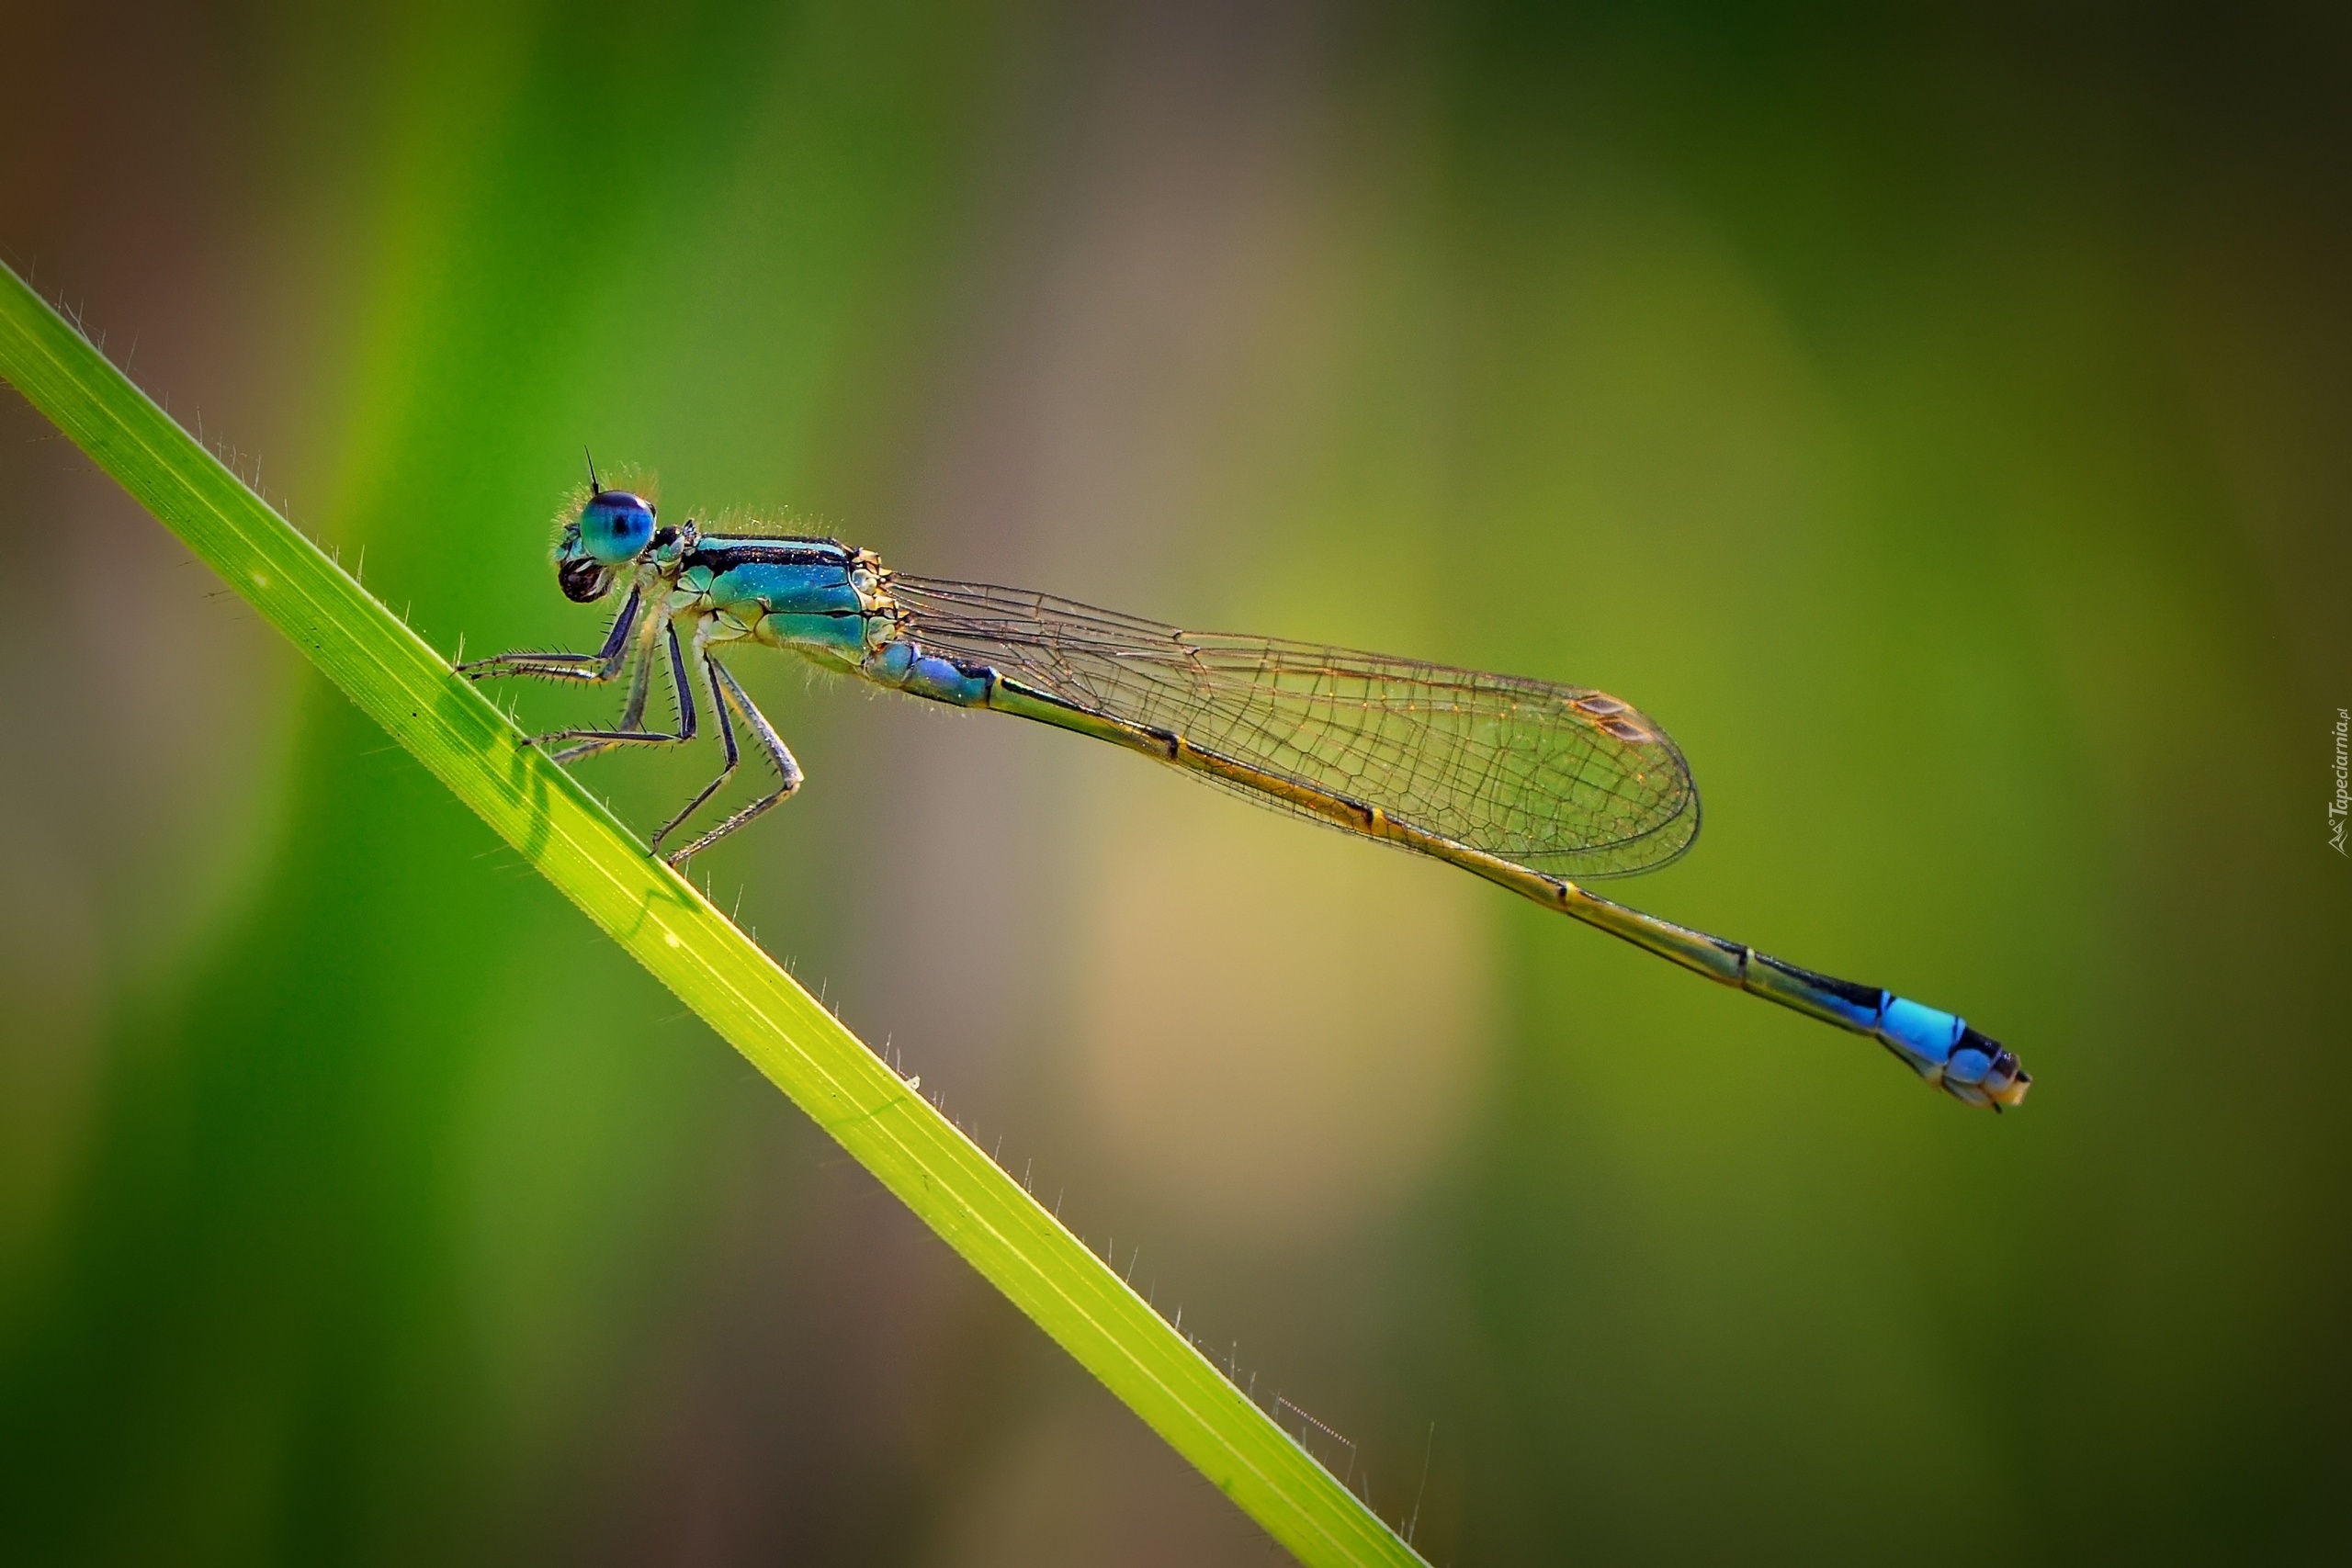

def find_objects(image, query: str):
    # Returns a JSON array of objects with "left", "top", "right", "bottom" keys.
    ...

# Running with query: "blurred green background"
[{"left": 4, "top": 1, "right": 2346, "bottom": 1562}]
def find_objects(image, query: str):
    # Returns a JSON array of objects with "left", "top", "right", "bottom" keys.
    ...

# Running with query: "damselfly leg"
[
  {"left": 533, "top": 620, "right": 698, "bottom": 764},
  {"left": 656, "top": 656, "right": 800, "bottom": 866},
  {"left": 462, "top": 584, "right": 689, "bottom": 761},
  {"left": 456, "top": 584, "right": 644, "bottom": 685},
  {"left": 463, "top": 592, "right": 800, "bottom": 867}
]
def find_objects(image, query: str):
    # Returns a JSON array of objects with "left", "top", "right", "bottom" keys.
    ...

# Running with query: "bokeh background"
[{"left": 4, "top": 1, "right": 2347, "bottom": 1562}]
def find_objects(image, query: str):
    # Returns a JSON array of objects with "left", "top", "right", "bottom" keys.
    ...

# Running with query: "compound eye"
[{"left": 581, "top": 491, "right": 656, "bottom": 564}]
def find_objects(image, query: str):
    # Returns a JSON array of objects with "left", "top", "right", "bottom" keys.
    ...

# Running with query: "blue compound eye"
[{"left": 580, "top": 490, "right": 656, "bottom": 565}]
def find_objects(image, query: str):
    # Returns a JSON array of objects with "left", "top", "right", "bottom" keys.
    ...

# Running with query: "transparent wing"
[{"left": 889, "top": 576, "right": 1699, "bottom": 880}]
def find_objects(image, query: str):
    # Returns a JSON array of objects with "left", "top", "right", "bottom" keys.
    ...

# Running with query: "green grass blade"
[{"left": 0, "top": 261, "right": 1426, "bottom": 1567}]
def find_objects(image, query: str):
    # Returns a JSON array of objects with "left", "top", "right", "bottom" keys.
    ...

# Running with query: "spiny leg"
[
  {"left": 662, "top": 656, "right": 802, "bottom": 867},
  {"left": 458, "top": 586, "right": 642, "bottom": 685},
  {"left": 650, "top": 642, "right": 740, "bottom": 853},
  {"left": 602, "top": 589, "right": 672, "bottom": 732},
  {"left": 538, "top": 618, "right": 700, "bottom": 764}
]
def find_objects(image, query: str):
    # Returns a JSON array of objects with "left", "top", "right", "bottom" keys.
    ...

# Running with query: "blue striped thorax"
[{"left": 670, "top": 534, "right": 891, "bottom": 671}]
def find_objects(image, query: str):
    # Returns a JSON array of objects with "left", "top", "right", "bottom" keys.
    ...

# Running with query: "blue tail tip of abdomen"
[
  {"left": 1877, "top": 998, "right": 2032, "bottom": 1111},
  {"left": 1941, "top": 1024, "right": 2031, "bottom": 1111}
]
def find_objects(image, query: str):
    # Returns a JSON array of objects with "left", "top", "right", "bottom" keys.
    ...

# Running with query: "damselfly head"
[{"left": 551, "top": 488, "right": 658, "bottom": 601}]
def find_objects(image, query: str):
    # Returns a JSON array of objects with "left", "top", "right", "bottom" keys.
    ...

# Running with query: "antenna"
[{"left": 583, "top": 446, "right": 603, "bottom": 495}]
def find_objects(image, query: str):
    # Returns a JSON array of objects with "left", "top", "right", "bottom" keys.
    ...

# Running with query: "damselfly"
[{"left": 459, "top": 472, "right": 2029, "bottom": 1111}]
